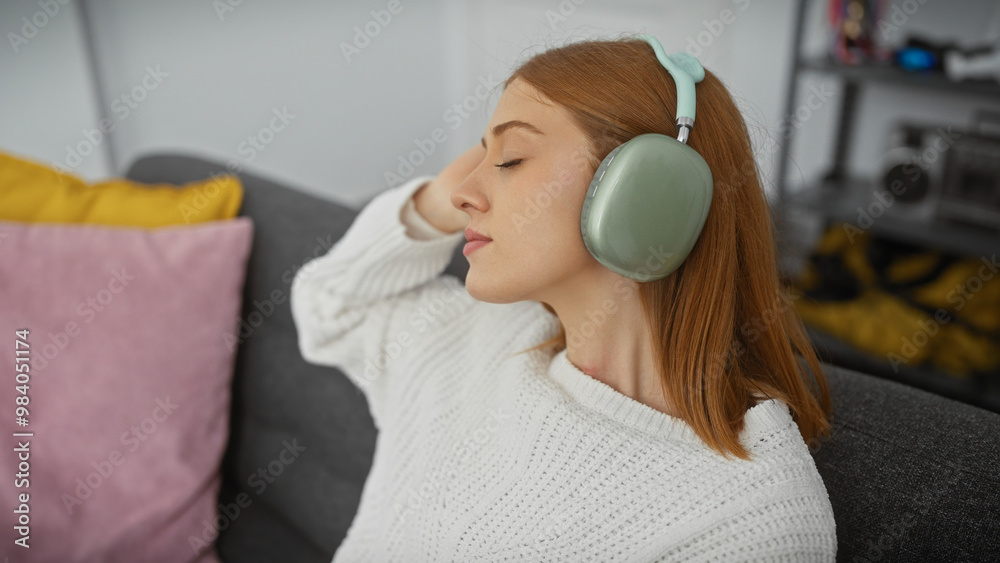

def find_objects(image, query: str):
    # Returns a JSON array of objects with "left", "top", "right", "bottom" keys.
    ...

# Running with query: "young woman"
[{"left": 291, "top": 34, "right": 836, "bottom": 562}]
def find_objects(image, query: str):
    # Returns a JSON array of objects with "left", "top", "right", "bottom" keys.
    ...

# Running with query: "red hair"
[{"left": 509, "top": 35, "right": 832, "bottom": 460}]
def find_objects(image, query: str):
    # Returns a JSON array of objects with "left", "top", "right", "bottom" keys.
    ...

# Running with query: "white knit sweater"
[{"left": 289, "top": 175, "right": 837, "bottom": 562}]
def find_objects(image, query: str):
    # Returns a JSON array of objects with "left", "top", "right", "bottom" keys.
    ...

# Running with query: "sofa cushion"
[
  {"left": 0, "top": 217, "right": 253, "bottom": 562},
  {"left": 812, "top": 365, "right": 1000, "bottom": 561},
  {"left": 0, "top": 149, "right": 243, "bottom": 226}
]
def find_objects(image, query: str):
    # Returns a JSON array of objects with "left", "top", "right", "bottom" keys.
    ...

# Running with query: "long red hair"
[{"left": 509, "top": 35, "right": 832, "bottom": 460}]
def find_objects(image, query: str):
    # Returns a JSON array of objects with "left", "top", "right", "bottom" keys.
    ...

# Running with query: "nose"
[{"left": 450, "top": 171, "right": 489, "bottom": 215}]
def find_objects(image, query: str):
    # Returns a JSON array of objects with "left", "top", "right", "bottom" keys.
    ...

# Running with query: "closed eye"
[{"left": 495, "top": 158, "right": 523, "bottom": 169}]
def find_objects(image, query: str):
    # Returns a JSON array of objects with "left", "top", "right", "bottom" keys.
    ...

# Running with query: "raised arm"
[
  {"left": 289, "top": 175, "right": 467, "bottom": 427},
  {"left": 289, "top": 144, "right": 484, "bottom": 427}
]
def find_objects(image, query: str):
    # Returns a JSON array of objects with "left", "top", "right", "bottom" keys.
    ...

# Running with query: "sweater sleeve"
[{"left": 289, "top": 175, "right": 468, "bottom": 427}]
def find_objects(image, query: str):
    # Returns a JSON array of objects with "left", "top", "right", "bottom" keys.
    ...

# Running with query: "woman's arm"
[
  {"left": 289, "top": 174, "right": 467, "bottom": 428},
  {"left": 401, "top": 184, "right": 452, "bottom": 240}
]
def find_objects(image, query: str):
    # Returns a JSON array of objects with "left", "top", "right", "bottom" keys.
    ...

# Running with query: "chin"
[
  {"left": 464, "top": 280, "right": 506, "bottom": 304},
  {"left": 463, "top": 270, "right": 519, "bottom": 305}
]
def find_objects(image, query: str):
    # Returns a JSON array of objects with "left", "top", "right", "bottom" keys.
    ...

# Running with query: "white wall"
[
  {"left": 77, "top": 0, "right": 457, "bottom": 206},
  {"left": 2, "top": 0, "right": 998, "bottom": 208},
  {"left": 0, "top": 0, "right": 111, "bottom": 180}
]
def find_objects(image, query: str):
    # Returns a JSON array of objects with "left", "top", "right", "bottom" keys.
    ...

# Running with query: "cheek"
[
  {"left": 501, "top": 182, "right": 579, "bottom": 243},
  {"left": 508, "top": 184, "right": 590, "bottom": 261}
]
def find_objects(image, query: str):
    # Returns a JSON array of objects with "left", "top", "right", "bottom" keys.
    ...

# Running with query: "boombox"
[{"left": 877, "top": 117, "right": 1000, "bottom": 230}]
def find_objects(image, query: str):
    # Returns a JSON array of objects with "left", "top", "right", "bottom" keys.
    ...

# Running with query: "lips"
[{"left": 464, "top": 227, "right": 492, "bottom": 243}]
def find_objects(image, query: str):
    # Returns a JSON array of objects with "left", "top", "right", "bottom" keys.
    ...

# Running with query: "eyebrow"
[{"left": 481, "top": 120, "right": 545, "bottom": 148}]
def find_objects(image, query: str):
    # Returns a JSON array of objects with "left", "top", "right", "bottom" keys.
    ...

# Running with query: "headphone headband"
[{"left": 636, "top": 34, "right": 706, "bottom": 144}]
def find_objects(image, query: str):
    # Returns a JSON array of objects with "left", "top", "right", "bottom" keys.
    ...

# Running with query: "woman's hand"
[{"left": 412, "top": 143, "right": 486, "bottom": 234}]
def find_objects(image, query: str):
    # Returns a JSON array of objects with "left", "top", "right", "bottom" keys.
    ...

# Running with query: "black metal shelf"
[
  {"left": 807, "top": 325, "right": 1000, "bottom": 414},
  {"left": 799, "top": 55, "right": 1000, "bottom": 99},
  {"left": 784, "top": 179, "right": 1000, "bottom": 259},
  {"left": 774, "top": 0, "right": 1000, "bottom": 411}
]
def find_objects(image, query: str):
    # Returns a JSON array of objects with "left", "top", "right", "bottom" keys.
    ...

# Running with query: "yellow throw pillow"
[{"left": 0, "top": 149, "right": 243, "bottom": 226}]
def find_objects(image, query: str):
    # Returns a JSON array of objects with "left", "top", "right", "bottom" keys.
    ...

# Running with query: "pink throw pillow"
[{"left": 0, "top": 217, "right": 253, "bottom": 561}]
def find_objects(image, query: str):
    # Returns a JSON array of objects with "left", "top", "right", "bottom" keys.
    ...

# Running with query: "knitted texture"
[{"left": 290, "top": 175, "right": 837, "bottom": 562}]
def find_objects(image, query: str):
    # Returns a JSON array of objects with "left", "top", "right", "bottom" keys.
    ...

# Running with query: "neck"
[{"left": 539, "top": 268, "right": 677, "bottom": 418}]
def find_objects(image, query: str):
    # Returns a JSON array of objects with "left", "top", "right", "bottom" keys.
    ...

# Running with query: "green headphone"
[{"left": 580, "top": 34, "right": 714, "bottom": 282}]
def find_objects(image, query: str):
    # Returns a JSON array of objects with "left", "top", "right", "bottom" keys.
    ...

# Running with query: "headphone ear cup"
[{"left": 581, "top": 133, "right": 713, "bottom": 281}]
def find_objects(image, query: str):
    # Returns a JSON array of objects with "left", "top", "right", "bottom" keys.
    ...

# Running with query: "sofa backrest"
[
  {"left": 125, "top": 154, "right": 999, "bottom": 562},
  {"left": 813, "top": 365, "right": 1000, "bottom": 561}
]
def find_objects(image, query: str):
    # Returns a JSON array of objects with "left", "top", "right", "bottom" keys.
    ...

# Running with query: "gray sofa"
[{"left": 124, "top": 153, "right": 1000, "bottom": 563}]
